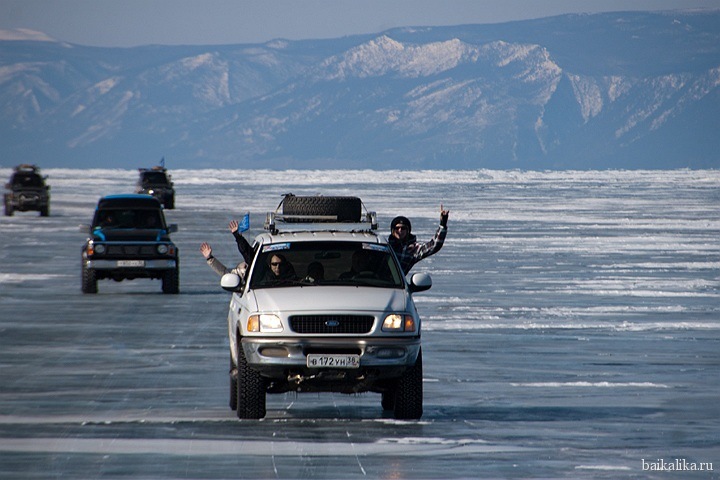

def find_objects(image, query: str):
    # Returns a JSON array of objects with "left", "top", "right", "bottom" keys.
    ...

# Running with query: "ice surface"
[{"left": 0, "top": 168, "right": 718, "bottom": 479}]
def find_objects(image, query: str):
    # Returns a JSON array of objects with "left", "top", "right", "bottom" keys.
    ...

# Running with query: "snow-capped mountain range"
[{"left": 1, "top": 10, "right": 719, "bottom": 169}]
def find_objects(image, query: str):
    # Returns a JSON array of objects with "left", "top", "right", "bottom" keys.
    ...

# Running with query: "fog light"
[
  {"left": 259, "top": 347, "right": 289, "bottom": 358},
  {"left": 376, "top": 348, "right": 405, "bottom": 359}
]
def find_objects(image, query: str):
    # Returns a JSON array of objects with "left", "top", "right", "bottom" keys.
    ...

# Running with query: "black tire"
[
  {"left": 4, "top": 199, "right": 13, "bottom": 217},
  {"left": 236, "top": 339, "right": 266, "bottom": 419},
  {"left": 381, "top": 390, "right": 395, "bottom": 411},
  {"left": 165, "top": 196, "right": 174, "bottom": 209},
  {"left": 282, "top": 195, "right": 361, "bottom": 222},
  {"left": 81, "top": 264, "right": 98, "bottom": 294},
  {"left": 229, "top": 356, "right": 238, "bottom": 411},
  {"left": 393, "top": 349, "right": 423, "bottom": 420},
  {"left": 40, "top": 205, "right": 49, "bottom": 217},
  {"left": 162, "top": 268, "right": 179, "bottom": 294}
]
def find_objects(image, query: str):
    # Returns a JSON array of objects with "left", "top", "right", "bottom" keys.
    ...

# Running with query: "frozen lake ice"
[{"left": 0, "top": 168, "right": 718, "bottom": 478}]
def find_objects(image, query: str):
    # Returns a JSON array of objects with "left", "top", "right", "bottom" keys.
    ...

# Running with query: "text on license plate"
[
  {"left": 306, "top": 354, "right": 360, "bottom": 369},
  {"left": 117, "top": 260, "right": 145, "bottom": 267}
]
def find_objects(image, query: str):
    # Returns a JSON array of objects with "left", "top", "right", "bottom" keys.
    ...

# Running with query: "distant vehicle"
[
  {"left": 81, "top": 194, "right": 179, "bottom": 294},
  {"left": 3, "top": 164, "right": 50, "bottom": 216},
  {"left": 221, "top": 194, "right": 431, "bottom": 420},
  {"left": 135, "top": 166, "right": 175, "bottom": 209}
]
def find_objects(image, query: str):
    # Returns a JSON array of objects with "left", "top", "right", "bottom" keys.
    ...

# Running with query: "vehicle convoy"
[
  {"left": 135, "top": 166, "right": 175, "bottom": 209},
  {"left": 221, "top": 195, "right": 432, "bottom": 420},
  {"left": 81, "top": 194, "right": 179, "bottom": 294},
  {"left": 3, "top": 164, "right": 50, "bottom": 216}
]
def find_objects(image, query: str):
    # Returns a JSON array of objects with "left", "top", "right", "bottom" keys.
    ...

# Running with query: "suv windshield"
[
  {"left": 93, "top": 208, "right": 164, "bottom": 230},
  {"left": 12, "top": 173, "right": 44, "bottom": 188},
  {"left": 141, "top": 172, "right": 169, "bottom": 185},
  {"left": 249, "top": 241, "right": 404, "bottom": 289}
]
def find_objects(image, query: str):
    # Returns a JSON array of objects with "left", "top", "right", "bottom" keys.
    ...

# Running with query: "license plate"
[
  {"left": 117, "top": 260, "right": 145, "bottom": 267},
  {"left": 306, "top": 354, "right": 360, "bottom": 369}
]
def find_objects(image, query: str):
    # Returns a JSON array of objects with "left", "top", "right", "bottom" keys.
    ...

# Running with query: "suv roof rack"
[
  {"left": 139, "top": 166, "right": 169, "bottom": 173},
  {"left": 264, "top": 211, "right": 379, "bottom": 234},
  {"left": 263, "top": 194, "right": 378, "bottom": 234},
  {"left": 13, "top": 164, "right": 40, "bottom": 173}
]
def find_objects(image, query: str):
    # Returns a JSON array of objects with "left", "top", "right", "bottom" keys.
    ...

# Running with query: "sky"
[{"left": 1, "top": 0, "right": 719, "bottom": 47}]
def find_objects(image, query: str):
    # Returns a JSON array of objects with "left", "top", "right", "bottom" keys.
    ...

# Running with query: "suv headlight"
[
  {"left": 382, "top": 314, "right": 416, "bottom": 332},
  {"left": 248, "top": 314, "right": 283, "bottom": 333},
  {"left": 157, "top": 244, "right": 168, "bottom": 254},
  {"left": 93, "top": 243, "right": 106, "bottom": 254}
]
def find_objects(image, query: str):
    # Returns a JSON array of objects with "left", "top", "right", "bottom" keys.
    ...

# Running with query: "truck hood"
[
  {"left": 93, "top": 228, "right": 170, "bottom": 242},
  {"left": 249, "top": 286, "right": 408, "bottom": 314}
]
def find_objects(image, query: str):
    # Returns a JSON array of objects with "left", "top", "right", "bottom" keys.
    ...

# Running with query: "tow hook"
[{"left": 288, "top": 373, "right": 317, "bottom": 384}]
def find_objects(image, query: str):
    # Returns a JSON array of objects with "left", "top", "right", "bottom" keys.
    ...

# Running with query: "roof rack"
[
  {"left": 264, "top": 211, "right": 378, "bottom": 234},
  {"left": 263, "top": 194, "right": 379, "bottom": 234},
  {"left": 14, "top": 164, "right": 40, "bottom": 172},
  {"left": 138, "top": 166, "right": 168, "bottom": 173}
]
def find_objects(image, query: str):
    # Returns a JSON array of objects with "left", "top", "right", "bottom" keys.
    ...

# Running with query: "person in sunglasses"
[{"left": 388, "top": 205, "right": 449, "bottom": 274}]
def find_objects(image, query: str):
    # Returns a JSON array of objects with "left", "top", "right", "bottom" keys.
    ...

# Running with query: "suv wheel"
[
  {"left": 229, "top": 356, "right": 238, "bottom": 411},
  {"left": 381, "top": 391, "right": 395, "bottom": 411},
  {"left": 162, "top": 268, "right": 179, "bottom": 294},
  {"left": 4, "top": 196, "right": 13, "bottom": 217},
  {"left": 282, "top": 195, "right": 361, "bottom": 222},
  {"left": 236, "top": 340, "right": 266, "bottom": 419},
  {"left": 81, "top": 264, "right": 98, "bottom": 294},
  {"left": 393, "top": 349, "right": 423, "bottom": 420}
]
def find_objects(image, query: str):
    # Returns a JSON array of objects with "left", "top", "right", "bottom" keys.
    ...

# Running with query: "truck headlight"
[
  {"left": 382, "top": 314, "right": 416, "bottom": 332},
  {"left": 248, "top": 314, "right": 283, "bottom": 333},
  {"left": 157, "top": 244, "right": 168, "bottom": 254},
  {"left": 93, "top": 244, "right": 106, "bottom": 254}
]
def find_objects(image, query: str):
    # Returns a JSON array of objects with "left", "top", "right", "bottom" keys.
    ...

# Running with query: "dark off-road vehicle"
[
  {"left": 4, "top": 164, "right": 50, "bottom": 216},
  {"left": 81, "top": 194, "right": 179, "bottom": 294},
  {"left": 135, "top": 166, "right": 175, "bottom": 209}
]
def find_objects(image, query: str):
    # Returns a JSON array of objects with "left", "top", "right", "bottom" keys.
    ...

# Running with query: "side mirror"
[
  {"left": 168, "top": 224, "right": 178, "bottom": 233},
  {"left": 408, "top": 272, "right": 432, "bottom": 293},
  {"left": 221, "top": 273, "right": 242, "bottom": 292}
]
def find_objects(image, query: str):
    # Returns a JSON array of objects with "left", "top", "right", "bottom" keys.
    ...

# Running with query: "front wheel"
[
  {"left": 162, "top": 268, "right": 179, "bottom": 294},
  {"left": 393, "top": 349, "right": 423, "bottom": 420},
  {"left": 81, "top": 264, "right": 97, "bottom": 294},
  {"left": 236, "top": 340, "right": 266, "bottom": 419},
  {"left": 229, "top": 356, "right": 238, "bottom": 411}
]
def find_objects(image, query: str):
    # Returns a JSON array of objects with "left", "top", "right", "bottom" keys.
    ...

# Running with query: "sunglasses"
[
  {"left": 270, "top": 261, "right": 283, "bottom": 266},
  {"left": 393, "top": 225, "right": 408, "bottom": 231}
]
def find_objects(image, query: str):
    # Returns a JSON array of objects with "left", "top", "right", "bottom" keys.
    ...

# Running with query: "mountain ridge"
[{"left": 1, "top": 10, "right": 719, "bottom": 169}]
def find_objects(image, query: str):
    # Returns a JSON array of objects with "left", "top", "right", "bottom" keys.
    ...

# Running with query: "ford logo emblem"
[{"left": 325, "top": 320, "right": 340, "bottom": 327}]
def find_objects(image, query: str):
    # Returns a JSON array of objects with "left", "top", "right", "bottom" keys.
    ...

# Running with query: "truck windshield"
[
  {"left": 93, "top": 208, "right": 164, "bottom": 229},
  {"left": 141, "top": 172, "right": 169, "bottom": 185},
  {"left": 249, "top": 241, "right": 404, "bottom": 289}
]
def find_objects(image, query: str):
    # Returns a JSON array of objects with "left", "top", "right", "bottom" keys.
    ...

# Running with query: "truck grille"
[{"left": 289, "top": 315, "right": 374, "bottom": 334}]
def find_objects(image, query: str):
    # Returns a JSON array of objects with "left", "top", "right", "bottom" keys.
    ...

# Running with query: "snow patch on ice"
[
  {"left": 0, "top": 273, "right": 69, "bottom": 284},
  {"left": 512, "top": 382, "right": 670, "bottom": 388}
]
